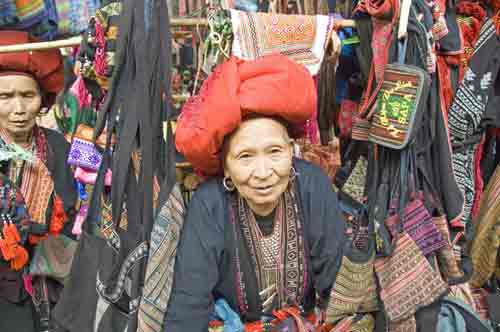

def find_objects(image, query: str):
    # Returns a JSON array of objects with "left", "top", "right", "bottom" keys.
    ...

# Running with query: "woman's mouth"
[
  {"left": 254, "top": 185, "right": 274, "bottom": 194},
  {"left": 11, "top": 120, "right": 28, "bottom": 127}
]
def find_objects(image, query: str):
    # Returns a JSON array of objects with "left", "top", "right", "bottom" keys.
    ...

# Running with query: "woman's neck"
[
  {"left": 247, "top": 199, "right": 279, "bottom": 217},
  {"left": 0, "top": 128, "right": 34, "bottom": 148}
]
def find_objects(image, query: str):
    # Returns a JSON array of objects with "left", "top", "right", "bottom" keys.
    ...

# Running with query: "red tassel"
[
  {"left": 7, "top": 223, "right": 21, "bottom": 243},
  {"left": 0, "top": 237, "right": 14, "bottom": 260},
  {"left": 3, "top": 223, "right": 17, "bottom": 247},
  {"left": 49, "top": 196, "right": 68, "bottom": 236},
  {"left": 10, "top": 243, "right": 29, "bottom": 270}
]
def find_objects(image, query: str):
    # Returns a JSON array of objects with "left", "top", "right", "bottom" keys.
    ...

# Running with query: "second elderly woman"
[{"left": 0, "top": 31, "right": 77, "bottom": 332}]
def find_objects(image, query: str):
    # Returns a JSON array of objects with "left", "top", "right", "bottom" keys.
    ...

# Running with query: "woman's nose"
[
  {"left": 253, "top": 157, "right": 273, "bottom": 179},
  {"left": 12, "top": 97, "right": 26, "bottom": 115}
]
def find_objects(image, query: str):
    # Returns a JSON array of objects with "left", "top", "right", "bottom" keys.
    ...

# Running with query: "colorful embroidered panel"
[{"left": 231, "top": 9, "right": 334, "bottom": 75}]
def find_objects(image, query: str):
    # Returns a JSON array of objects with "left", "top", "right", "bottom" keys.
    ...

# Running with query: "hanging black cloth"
[{"left": 53, "top": 0, "right": 174, "bottom": 330}]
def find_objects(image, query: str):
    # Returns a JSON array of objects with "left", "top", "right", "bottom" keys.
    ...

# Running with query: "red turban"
[
  {"left": 175, "top": 55, "right": 317, "bottom": 176},
  {"left": 0, "top": 31, "right": 64, "bottom": 106}
]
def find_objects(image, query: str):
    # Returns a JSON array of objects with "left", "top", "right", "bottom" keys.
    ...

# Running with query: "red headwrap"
[
  {"left": 175, "top": 55, "right": 317, "bottom": 176},
  {"left": 0, "top": 31, "right": 64, "bottom": 107}
]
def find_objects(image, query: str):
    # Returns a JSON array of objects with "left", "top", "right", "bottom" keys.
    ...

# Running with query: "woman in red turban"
[
  {"left": 0, "top": 31, "right": 77, "bottom": 332},
  {"left": 167, "top": 55, "right": 346, "bottom": 331}
]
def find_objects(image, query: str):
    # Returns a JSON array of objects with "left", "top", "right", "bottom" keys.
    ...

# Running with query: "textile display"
[
  {"left": 230, "top": 9, "right": 335, "bottom": 75},
  {"left": 448, "top": 18, "right": 500, "bottom": 227}
]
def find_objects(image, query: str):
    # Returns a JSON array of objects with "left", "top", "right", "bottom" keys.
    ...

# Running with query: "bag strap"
[{"left": 397, "top": 38, "right": 408, "bottom": 65}]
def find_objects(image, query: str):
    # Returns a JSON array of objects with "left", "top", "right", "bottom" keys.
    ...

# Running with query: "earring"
[
  {"left": 223, "top": 176, "right": 236, "bottom": 192},
  {"left": 289, "top": 167, "right": 298, "bottom": 181},
  {"left": 38, "top": 107, "right": 49, "bottom": 116}
]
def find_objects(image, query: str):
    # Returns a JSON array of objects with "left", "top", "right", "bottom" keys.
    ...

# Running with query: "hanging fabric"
[
  {"left": 53, "top": 0, "right": 175, "bottom": 330},
  {"left": 230, "top": 9, "right": 336, "bottom": 75},
  {"left": 448, "top": 18, "right": 500, "bottom": 228}
]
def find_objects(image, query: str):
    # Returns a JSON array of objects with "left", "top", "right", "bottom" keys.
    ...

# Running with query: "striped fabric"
[
  {"left": 0, "top": 0, "right": 18, "bottom": 27},
  {"left": 136, "top": 185, "right": 186, "bottom": 332},
  {"left": 448, "top": 19, "right": 500, "bottom": 227},
  {"left": 325, "top": 252, "right": 378, "bottom": 324},
  {"left": 469, "top": 165, "right": 500, "bottom": 288},
  {"left": 375, "top": 233, "right": 448, "bottom": 322},
  {"left": 14, "top": 0, "right": 46, "bottom": 28}
]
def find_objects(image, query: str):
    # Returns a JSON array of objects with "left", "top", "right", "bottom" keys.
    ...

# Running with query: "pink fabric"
[
  {"left": 70, "top": 76, "right": 92, "bottom": 108},
  {"left": 74, "top": 167, "right": 112, "bottom": 186},
  {"left": 23, "top": 275, "right": 34, "bottom": 297}
]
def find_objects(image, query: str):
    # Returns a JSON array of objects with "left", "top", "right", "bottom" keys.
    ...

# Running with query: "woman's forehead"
[
  {"left": 228, "top": 117, "right": 290, "bottom": 152},
  {"left": 0, "top": 74, "right": 39, "bottom": 91}
]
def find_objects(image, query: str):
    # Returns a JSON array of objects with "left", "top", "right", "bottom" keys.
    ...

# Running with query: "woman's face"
[
  {"left": 224, "top": 117, "right": 293, "bottom": 216},
  {"left": 0, "top": 75, "right": 42, "bottom": 143}
]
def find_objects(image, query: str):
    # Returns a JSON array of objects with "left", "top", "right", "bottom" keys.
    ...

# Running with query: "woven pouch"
[{"left": 368, "top": 63, "right": 430, "bottom": 149}]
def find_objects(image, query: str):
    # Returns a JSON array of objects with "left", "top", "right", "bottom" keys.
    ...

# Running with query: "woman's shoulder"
[
  {"left": 294, "top": 158, "right": 332, "bottom": 189},
  {"left": 185, "top": 177, "right": 228, "bottom": 233},
  {"left": 189, "top": 177, "right": 227, "bottom": 212}
]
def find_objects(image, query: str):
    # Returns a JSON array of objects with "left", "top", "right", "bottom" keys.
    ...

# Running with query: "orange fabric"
[
  {"left": 175, "top": 55, "right": 317, "bottom": 176},
  {"left": 0, "top": 31, "right": 64, "bottom": 106}
]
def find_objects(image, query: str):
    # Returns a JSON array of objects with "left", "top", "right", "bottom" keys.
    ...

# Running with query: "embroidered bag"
[
  {"left": 375, "top": 151, "right": 448, "bottom": 322},
  {"left": 67, "top": 124, "right": 105, "bottom": 171},
  {"left": 339, "top": 156, "right": 368, "bottom": 203},
  {"left": 368, "top": 40, "right": 430, "bottom": 149},
  {"left": 325, "top": 207, "right": 379, "bottom": 325}
]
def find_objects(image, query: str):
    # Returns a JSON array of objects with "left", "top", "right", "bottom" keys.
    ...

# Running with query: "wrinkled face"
[
  {"left": 0, "top": 75, "right": 41, "bottom": 143},
  {"left": 224, "top": 117, "right": 293, "bottom": 216}
]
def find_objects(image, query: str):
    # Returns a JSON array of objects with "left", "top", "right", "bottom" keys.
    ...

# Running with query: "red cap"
[
  {"left": 175, "top": 54, "right": 317, "bottom": 176},
  {"left": 0, "top": 31, "right": 64, "bottom": 107}
]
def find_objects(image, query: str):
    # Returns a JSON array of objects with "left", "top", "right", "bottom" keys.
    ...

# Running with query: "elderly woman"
[
  {"left": 166, "top": 55, "right": 345, "bottom": 331},
  {"left": 0, "top": 31, "right": 77, "bottom": 332}
]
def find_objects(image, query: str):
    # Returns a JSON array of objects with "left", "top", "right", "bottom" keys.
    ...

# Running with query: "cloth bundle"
[{"left": 230, "top": 9, "right": 335, "bottom": 75}]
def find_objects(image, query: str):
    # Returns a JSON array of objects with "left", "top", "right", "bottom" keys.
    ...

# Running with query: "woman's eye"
[
  {"left": 0, "top": 93, "right": 11, "bottom": 99},
  {"left": 238, "top": 154, "right": 251, "bottom": 160}
]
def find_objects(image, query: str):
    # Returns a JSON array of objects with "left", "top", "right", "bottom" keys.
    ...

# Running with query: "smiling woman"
[
  {"left": 167, "top": 55, "right": 346, "bottom": 332},
  {"left": 0, "top": 31, "right": 77, "bottom": 332}
]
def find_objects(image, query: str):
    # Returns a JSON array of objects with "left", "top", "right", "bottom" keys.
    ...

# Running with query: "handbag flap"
[{"left": 368, "top": 63, "right": 430, "bottom": 149}]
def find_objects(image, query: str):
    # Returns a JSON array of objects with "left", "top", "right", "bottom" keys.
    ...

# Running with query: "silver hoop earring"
[
  {"left": 223, "top": 176, "right": 236, "bottom": 192},
  {"left": 289, "top": 167, "right": 298, "bottom": 181}
]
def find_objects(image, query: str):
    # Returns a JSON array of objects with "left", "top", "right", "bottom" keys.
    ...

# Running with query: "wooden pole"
[
  {"left": 0, "top": 18, "right": 356, "bottom": 54},
  {"left": 0, "top": 18, "right": 209, "bottom": 54}
]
